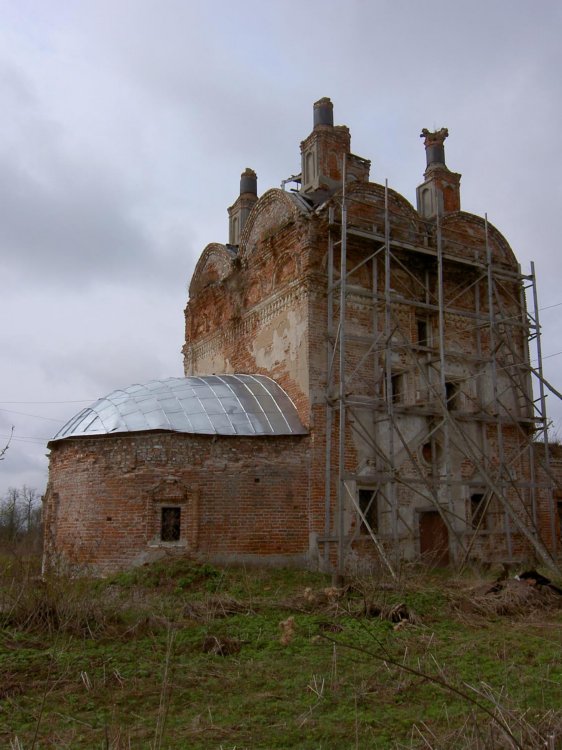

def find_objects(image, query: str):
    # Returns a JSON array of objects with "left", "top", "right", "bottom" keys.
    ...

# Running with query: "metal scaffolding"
[{"left": 324, "top": 174, "right": 559, "bottom": 576}]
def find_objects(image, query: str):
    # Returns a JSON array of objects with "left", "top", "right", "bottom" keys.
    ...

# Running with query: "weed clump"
[
  {"left": 0, "top": 573, "right": 125, "bottom": 636},
  {"left": 183, "top": 593, "right": 249, "bottom": 622},
  {"left": 279, "top": 615, "right": 296, "bottom": 645}
]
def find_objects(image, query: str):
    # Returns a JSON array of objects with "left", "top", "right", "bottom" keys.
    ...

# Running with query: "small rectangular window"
[
  {"left": 470, "top": 493, "right": 486, "bottom": 530},
  {"left": 358, "top": 489, "right": 378, "bottom": 534},
  {"left": 417, "top": 319, "right": 428, "bottom": 347},
  {"left": 161, "top": 507, "right": 181, "bottom": 542},
  {"left": 391, "top": 373, "right": 403, "bottom": 404},
  {"left": 445, "top": 381, "right": 459, "bottom": 411}
]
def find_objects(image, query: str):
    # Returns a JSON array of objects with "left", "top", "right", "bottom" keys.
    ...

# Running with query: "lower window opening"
[
  {"left": 161, "top": 506, "right": 181, "bottom": 542},
  {"left": 470, "top": 493, "right": 486, "bottom": 530},
  {"left": 358, "top": 489, "right": 378, "bottom": 534},
  {"left": 445, "top": 381, "right": 459, "bottom": 410}
]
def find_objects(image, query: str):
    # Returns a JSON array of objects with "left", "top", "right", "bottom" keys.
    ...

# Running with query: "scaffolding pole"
[
  {"left": 337, "top": 158, "right": 347, "bottom": 578},
  {"left": 323, "top": 176, "right": 559, "bottom": 577},
  {"left": 529, "top": 261, "right": 557, "bottom": 551}
]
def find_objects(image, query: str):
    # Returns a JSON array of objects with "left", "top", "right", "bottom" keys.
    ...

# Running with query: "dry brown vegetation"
[{"left": 0, "top": 553, "right": 561, "bottom": 749}]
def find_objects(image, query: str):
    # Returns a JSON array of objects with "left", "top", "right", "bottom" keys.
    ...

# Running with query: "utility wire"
[
  {"left": 0, "top": 434, "right": 50, "bottom": 443},
  {"left": 0, "top": 408, "right": 65, "bottom": 423},
  {"left": 0, "top": 399, "right": 92, "bottom": 405}
]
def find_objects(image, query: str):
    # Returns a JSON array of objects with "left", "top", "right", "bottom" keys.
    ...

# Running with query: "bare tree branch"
[{"left": 0, "top": 425, "right": 14, "bottom": 462}]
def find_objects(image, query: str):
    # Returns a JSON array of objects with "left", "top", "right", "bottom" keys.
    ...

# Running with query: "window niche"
[
  {"left": 148, "top": 477, "right": 191, "bottom": 548},
  {"left": 420, "top": 438, "right": 442, "bottom": 469}
]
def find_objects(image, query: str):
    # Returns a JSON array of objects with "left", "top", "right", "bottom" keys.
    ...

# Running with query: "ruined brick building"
[{"left": 44, "top": 99, "right": 561, "bottom": 575}]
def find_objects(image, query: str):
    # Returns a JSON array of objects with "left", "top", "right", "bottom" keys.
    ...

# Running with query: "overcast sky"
[{"left": 1, "top": 0, "right": 562, "bottom": 495}]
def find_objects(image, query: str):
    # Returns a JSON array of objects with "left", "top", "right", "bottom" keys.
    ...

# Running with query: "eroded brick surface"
[
  {"left": 45, "top": 100, "right": 561, "bottom": 574},
  {"left": 44, "top": 433, "right": 310, "bottom": 574}
]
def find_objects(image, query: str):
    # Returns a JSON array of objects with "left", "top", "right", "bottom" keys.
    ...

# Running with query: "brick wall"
[{"left": 44, "top": 432, "right": 310, "bottom": 574}]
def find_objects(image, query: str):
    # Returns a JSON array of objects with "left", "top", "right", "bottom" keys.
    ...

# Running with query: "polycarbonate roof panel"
[{"left": 52, "top": 375, "right": 307, "bottom": 440}]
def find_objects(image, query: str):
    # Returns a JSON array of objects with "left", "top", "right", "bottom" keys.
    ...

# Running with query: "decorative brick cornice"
[{"left": 187, "top": 280, "right": 309, "bottom": 361}]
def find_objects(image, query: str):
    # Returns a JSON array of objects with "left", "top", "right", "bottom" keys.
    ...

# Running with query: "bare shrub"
[
  {"left": 202, "top": 635, "right": 242, "bottom": 656},
  {"left": 455, "top": 578, "right": 562, "bottom": 619},
  {"left": 406, "top": 706, "right": 562, "bottom": 749},
  {"left": 0, "top": 565, "right": 125, "bottom": 636},
  {"left": 183, "top": 593, "right": 250, "bottom": 622}
]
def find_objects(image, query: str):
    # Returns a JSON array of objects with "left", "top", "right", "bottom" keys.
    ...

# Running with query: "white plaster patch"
[
  {"left": 194, "top": 350, "right": 234, "bottom": 376},
  {"left": 252, "top": 308, "right": 308, "bottom": 394}
]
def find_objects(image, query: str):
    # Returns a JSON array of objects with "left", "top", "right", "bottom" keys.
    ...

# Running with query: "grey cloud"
[
  {"left": 0, "top": 59, "right": 194, "bottom": 291},
  {"left": 1, "top": 0, "right": 562, "bottom": 497},
  {"left": 0, "top": 148, "right": 195, "bottom": 289}
]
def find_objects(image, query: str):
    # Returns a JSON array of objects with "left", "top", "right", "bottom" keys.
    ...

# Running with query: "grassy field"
[{"left": 1, "top": 555, "right": 561, "bottom": 749}]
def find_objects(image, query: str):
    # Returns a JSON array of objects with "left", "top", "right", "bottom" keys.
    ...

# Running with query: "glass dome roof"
[{"left": 52, "top": 374, "right": 307, "bottom": 440}]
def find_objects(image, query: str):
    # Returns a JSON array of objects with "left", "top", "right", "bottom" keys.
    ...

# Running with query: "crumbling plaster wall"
[{"left": 184, "top": 189, "right": 313, "bottom": 425}]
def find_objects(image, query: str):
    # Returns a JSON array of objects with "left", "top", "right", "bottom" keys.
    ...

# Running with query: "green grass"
[{"left": 1, "top": 557, "right": 561, "bottom": 748}]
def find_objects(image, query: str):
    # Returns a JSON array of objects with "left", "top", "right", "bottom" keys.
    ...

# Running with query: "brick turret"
[
  {"left": 416, "top": 127, "right": 461, "bottom": 218},
  {"left": 228, "top": 168, "right": 258, "bottom": 245},
  {"left": 300, "top": 97, "right": 370, "bottom": 203}
]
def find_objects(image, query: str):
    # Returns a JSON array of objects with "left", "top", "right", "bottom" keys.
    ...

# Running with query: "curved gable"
[
  {"left": 346, "top": 181, "right": 420, "bottom": 222},
  {"left": 239, "top": 189, "right": 304, "bottom": 260},
  {"left": 441, "top": 212, "right": 516, "bottom": 266},
  {"left": 189, "top": 243, "right": 235, "bottom": 298},
  {"left": 329, "top": 181, "right": 425, "bottom": 246}
]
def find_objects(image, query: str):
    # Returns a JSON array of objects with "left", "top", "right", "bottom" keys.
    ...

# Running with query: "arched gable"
[
  {"left": 335, "top": 181, "right": 425, "bottom": 246},
  {"left": 441, "top": 212, "right": 516, "bottom": 266},
  {"left": 345, "top": 181, "right": 420, "bottom": 223},
  {"left": 239, "top": 189, "right": 303, "bottom": 260},
  {"left": 189, "top": 243, "right": 235, "bottom": 298}
]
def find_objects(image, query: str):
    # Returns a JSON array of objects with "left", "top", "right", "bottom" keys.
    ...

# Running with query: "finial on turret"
[
  {"left": 420, "top": 127, "right": 449, "bottom": 167},
  {"left": 313, "top": 97, "right": 334, "bottom": 128},
  {"left": 240, "top": 168, "right": 257, "bottom": 195}
]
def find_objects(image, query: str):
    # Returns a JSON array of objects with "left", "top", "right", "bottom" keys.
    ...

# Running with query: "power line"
[
  {"left": 0, "top": 434, "right": 50, "bottom": 443},
  {"left": 539, "top": 302, "right": 562, "bottom": 312},
  {"left": 0, "top": 408, "right": 65, "bottom": 423},
  {"left": 0, "top": 399, "right": 92, "bottom": 405}
]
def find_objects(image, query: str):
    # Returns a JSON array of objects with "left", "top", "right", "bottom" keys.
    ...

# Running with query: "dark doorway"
[{"left": 419, "top": 510, "right": 449, "bottom": 565}]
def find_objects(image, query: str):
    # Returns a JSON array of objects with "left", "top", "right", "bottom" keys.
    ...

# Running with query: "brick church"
[{"left": 43, "top": 99, "right": 560, "bottom": 575}]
